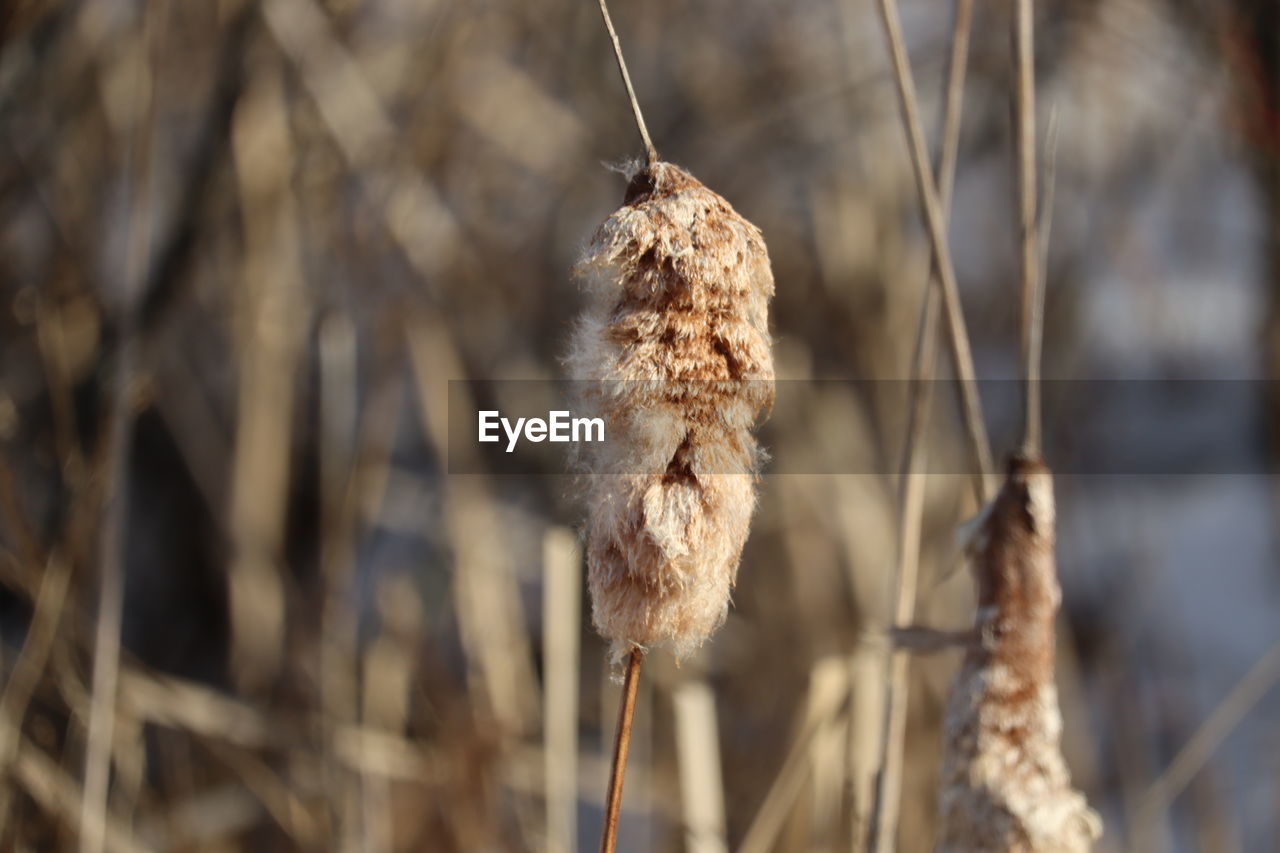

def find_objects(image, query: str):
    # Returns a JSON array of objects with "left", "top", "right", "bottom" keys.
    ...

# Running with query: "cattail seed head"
[
  {"left": 936, "top": 454, "right": 1101, "bottom": 853},
  {"left": 570, "top": 161, "right": 774, "bottom": 661}
]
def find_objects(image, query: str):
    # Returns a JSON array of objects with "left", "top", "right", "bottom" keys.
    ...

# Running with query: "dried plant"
[
  {"left": 871, "top": 1, "right": 978, "bottom": 848},
  {"left": 575, "top": 5, "right": 774, "bottom": 850},
  {"left": 6, "top": 0, "right": 1272, "bottom": 850},
  {"left": 934, "top": 3, "right": 1099, "bottom": 850},
  {"left": 571, "top": 156, "right": 774, "bottom": 853},
  {"left": 935, "top": 455, "right": 1101, "bottom": 853},
  {"left": 570, "top": 159, "right": 775, "bottom": 662}
]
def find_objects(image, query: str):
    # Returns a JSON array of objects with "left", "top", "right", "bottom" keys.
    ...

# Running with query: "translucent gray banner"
[{"left": 445, "top": 380, "right": 1270, "bottom": 475}]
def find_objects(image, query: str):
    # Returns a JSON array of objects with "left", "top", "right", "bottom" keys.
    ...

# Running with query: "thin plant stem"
[
  {"left": 1134, "top": 640, "right": 1280, "bottom": 852},
  {"left": 81, "top": 329, "right": 135, "bottom": 853},
  {"left": 82, "top": 2, "right": 161, "bottom": 847},
  {"left": 874, "top": 0, "right": 994, "bottom": 501},
  {"left": 869, "top": 2, "right": 974, "bottom": 851},
  {"left": 672, "top": 679, "right": 728, "bottom": 853},
  {"left": 600, "top": 648, "right": 643, "bottom": 853},
  {"left": 595, "top": 0, "right": 658, "bottom": 167},
  {"left": 0, "top": 553, "right": 71, "bottom": 830},
  {"left": 740, "top": 659, "right": 849, "bottom": 853},
  {"left": 1039, "top": 109, "right": 1059, "bottom": 289},
  {"left": 1028, "top": 106, "right": 1059, "bottom": 453},
  {"left": 543, "top": 529, "right": 582, "bottom": 853},
  {"left": 1014, "top": 0, "right": 1042, "bottom": 456}
]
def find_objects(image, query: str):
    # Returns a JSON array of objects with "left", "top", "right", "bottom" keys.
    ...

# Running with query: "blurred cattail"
[
  {"left": 934, "top": 3, "right": 1100, "bottom": 847},
  {"left": 934, "top": 454, "right": 1101, "bottom": 853},
  {"left": 570, "top": 160, "right": 775, "bottom": 662}
]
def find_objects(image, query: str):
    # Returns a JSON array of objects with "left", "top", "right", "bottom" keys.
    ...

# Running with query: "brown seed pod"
[
  {"left": 569, "top": 161, "right": 774, "bottom": 661},
  {"left": 936, "top": 454, "right": 1101, "bottom": 852}
]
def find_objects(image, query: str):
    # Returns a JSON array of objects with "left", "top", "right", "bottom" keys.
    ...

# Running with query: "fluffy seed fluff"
[
  {"left": 569, "top": 161, "right": 774, "bottom": 662},
  {"left": 936, "top": 455, "right": 1101, "bottom": 853}
]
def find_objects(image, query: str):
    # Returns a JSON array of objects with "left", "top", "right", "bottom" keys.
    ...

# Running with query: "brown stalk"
[
  {"left": 80, "top": 206, "right": 136, "bottom": 853},
  {"left": 874, "top": 0, "right": 995, "bottom": 502},
  {"left": 82, "top": 1, "right": 164, "bottom": 847},
  {"left": 1015, "top": 0, "right": 1041, "bottom": 457},
  {"left": 595, "top": 0, "right": 658, "bottom": 167},
  {"left": 870, "top": 2, "right": 975, "bottom": 850},
  {"left": 600, "top": 648, "right": 643, "bottom": 853},
  {"left": 79, "top": 197, "right": 137, "bottom": 853},
  {"left": 0, "top": 551, "right": 71, "bottom": 832}
]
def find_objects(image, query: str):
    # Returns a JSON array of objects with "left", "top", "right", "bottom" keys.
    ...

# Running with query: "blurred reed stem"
[
  {"left": 1134, "top": 640, "right": 1280, "bottom": 851},
  {"left": 870, "top": 2, "right": 974, "bottom": 851},
  {"left": 543, "top": 527, "right": 582, "bottom": 853},
  {"left": 1015, "top": 0, "right": 1042, "bottom": 457},
  {"left": 738, "top": 656, "right": 849, "bottom": 853},
  {"left": 872, "top": 0, "right": 993, "bottom": 501},
  {"left": 672, "top": 678, "right": 728, "bottom": 853},
  {"left": 82, "top": 1, "right": 165, "bottom": 847}
]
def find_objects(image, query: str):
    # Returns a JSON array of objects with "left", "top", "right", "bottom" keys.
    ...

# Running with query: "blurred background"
[{"left": 1, "top": 0, "right": 1278, "bottom": 850}]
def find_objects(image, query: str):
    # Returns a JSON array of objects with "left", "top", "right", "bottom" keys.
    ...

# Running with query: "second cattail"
[
  {"left": 570, "top": 160, "right": 775, "bottom": 662},
  {"left": 935, "top": 455, "right": 1101, "bottom": 852}
]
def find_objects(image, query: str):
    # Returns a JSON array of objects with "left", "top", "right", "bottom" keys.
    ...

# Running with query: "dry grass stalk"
[
  {"left": 543, "top": 527, "right": 583, "bottom": 853},
  {"left": 935, "top": 456, "right": 1100, "bottom": 853},
  {"left": 0, "top": 552, "right": 71, "bottom": 827},
  {"left": 872, "top": 1, "right": 975, "bottom": 849},
  {"left": 14, "top": 737, "right": 144, "bottom": 853},
  {"left": 593, "top": 0, "right": 657, "bottom": 167},
  {"left": 571, "top": 160, "right": 775, "bottom": 661},
  {"left": 599, "top": 648, "right": 642, "bottom": 853},
  {"left": 227, "top": 59, "right": 305, "bottom": 692},
  {"left": 737, "top": 656, "right": 849, "bottom": 853},
  {"left": 672, "top": 678, "right": 729, "bottom": 853},
  {"left": 1133, "top": 639, "right": 1280, "bottom": 852},
  {"left": 873, "top": 0, "right": 995, "bottom": 502},
  {"left": 1014, "top": 0, "right": 1042, "bottom": 459},
  {"left": 82, "top": 3, "right": 164, "bottom": 846}
]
